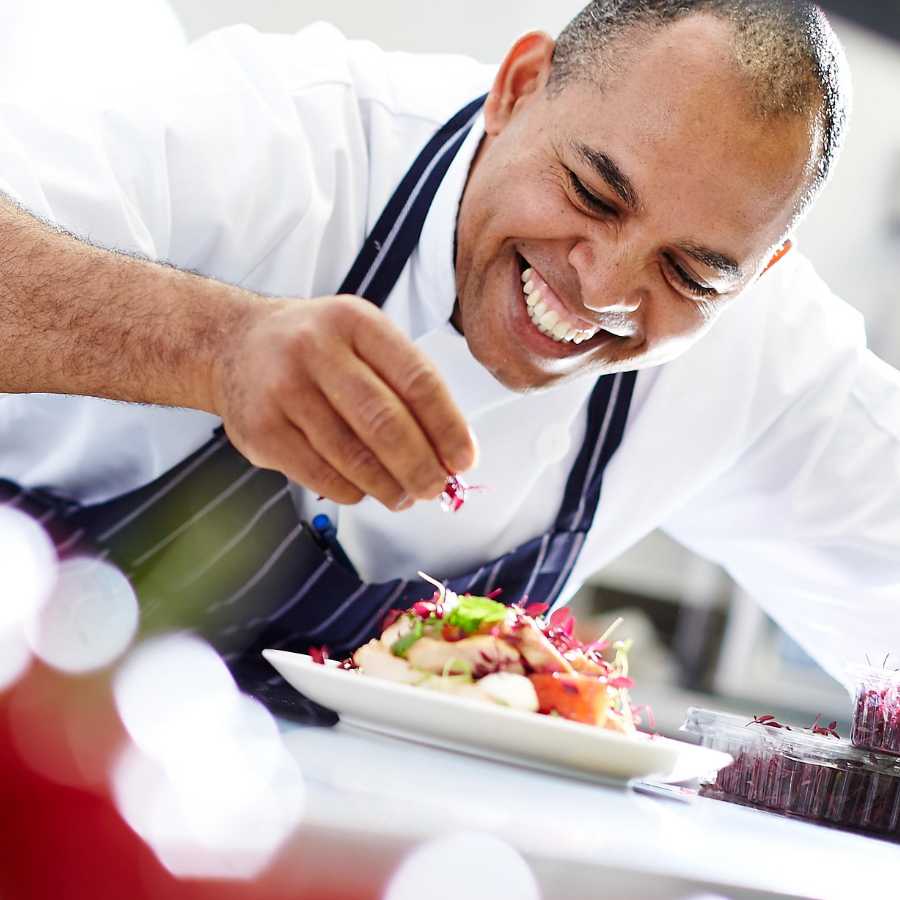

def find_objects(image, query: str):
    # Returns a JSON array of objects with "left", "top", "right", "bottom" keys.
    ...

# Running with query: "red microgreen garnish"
[
  {"left": 524, "top": 601, "right": 549, "bottom": 618},
  {"left": 441, "top": 475, "right": 468, "bottom": 513},
  {"left": 807, "top": 714, "right": 840, "bottom": 739},
  {"left": 851, "top": 657, "right": 900, "bottom": 754},
  {"left": 747, "top": 714, "right": 790, "bottom": 729},
  {"left": 309, "top": 645, "right": 330, "bottom": 665},
  {"left": 440, "top": 475, "right": 488, "bottom": 513},
  {"left": 548, "top": 607, "right": 575, "bottom": 637},
  {"left": 411, "top": 600, "right": 436, "bottom": 618}
]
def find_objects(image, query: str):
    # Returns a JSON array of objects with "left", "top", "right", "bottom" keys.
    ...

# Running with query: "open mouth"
[{"left": 515, "top": 254, "right": 598, "bottom": 345}]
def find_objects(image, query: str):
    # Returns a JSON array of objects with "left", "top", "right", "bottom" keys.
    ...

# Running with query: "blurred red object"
[{"left": 0, "top": 663, "right": 385, "bottom": 900}]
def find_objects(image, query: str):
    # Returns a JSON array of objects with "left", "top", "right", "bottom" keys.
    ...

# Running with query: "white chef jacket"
[{"left": 0, "top": 23, "right": 898, "bottom": 685}]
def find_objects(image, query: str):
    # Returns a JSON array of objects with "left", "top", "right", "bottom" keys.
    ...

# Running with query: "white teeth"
[
  {"left": 539, "top": 309, "right": 560, "bottom": 330},
  {"left": 521, "top": 270, "right": 596, "bottom": 344}
]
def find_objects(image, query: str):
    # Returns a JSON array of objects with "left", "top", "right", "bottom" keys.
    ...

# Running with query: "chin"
[{"left": 463, "top": 328, "right": 578, "bottom": 392}]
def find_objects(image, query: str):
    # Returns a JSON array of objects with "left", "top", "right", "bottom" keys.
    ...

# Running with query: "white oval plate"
[{"left": 263, "top": 649, "right": 731, "bottom": 784}]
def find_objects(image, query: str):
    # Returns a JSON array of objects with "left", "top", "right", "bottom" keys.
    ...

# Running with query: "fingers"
[
  {"left": 283, "top": 387, "right": 410, "bottom": 510},
  {"left": 242, "top": 415, "right": 365, "bottom": 506},
  {"left": 220, "top": 295, "right": 477, "bottom": 511},
  {"left": 317, "top": 352, "right": 450, "bottom": 501},
  {"left": 349, "top": 306, "right": 478, "bottom": 474}
]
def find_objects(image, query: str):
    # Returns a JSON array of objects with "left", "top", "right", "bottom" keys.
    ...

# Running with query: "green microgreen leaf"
[
  {"left": 391, "top": 618, "right": 424, "bottom": 657},
  {"left": 445, "top": 595, "right": 509, "bottom": 635}
]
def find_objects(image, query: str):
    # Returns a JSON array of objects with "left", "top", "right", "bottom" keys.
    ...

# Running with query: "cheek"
[{"left": 644, "top": 294, "right": 718, "bottom": 354}]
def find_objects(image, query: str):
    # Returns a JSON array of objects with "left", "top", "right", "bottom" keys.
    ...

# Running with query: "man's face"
[{"left": 454, "top": 17, "right": 818, "bottom": 390}]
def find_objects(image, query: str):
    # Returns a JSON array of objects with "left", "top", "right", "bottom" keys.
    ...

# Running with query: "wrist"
[{"left": 191, "top": 278, "right": 263, "bottom": 417}]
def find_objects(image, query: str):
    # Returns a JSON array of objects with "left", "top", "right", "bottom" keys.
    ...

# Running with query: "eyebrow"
[
  {"left": 572, "top": 140, "right": 640, "bottom": 211},
  {"left": 676, "top": 242, "right": 744, "bottom": 281}
]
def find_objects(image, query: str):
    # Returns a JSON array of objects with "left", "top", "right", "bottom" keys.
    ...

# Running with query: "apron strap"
[
  {"left": 340, "top": 94, "right": 486, "bottom": 302},
  {"left": 554, "top": 370, "right": 638, "bottom": 535}
]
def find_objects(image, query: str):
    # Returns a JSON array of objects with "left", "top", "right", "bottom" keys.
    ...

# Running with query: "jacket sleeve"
[
  {"left": 0, "top": 23, "right": 366, "bottom": 286},
  {"left": 662, "top": 262, "right": 900, "bottom": 689},
  {"left": 0, "top": 24, "right": 369, "bottom": 498}
]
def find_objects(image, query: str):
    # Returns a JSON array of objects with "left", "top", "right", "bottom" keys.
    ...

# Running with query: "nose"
[{"left": 568, "top": 240, "right": 643, "bottom": 314}]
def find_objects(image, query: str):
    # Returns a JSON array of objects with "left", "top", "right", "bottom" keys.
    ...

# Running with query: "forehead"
[{"left": 547, "top": 17, "right": 815, "bottom": 256}]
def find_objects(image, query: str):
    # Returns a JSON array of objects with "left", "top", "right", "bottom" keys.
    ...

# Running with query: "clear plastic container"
[
  {"left": 682, "top": 707, "right": 900, "bottom": 836},
  {"left": 849, "top": 664, "right": 900, "bottom": 756}
]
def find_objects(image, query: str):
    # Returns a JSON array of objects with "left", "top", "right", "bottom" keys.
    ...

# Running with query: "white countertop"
[{"left": 275, "top": 719, "right": 900, "bottom": 900}]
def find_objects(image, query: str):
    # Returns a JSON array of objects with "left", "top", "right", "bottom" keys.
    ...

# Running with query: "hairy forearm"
[{"left": 0, "top": 195, "right": 256, "bottom": 411}]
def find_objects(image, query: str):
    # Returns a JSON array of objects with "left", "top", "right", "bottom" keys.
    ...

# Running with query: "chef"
[{"left": 0, "top": 0, "right": 898, "bottom": 708}]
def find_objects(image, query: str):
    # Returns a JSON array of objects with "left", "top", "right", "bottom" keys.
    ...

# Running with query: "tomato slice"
[{"left": 528, "top": 672, "right": 610, "bottom": 726}]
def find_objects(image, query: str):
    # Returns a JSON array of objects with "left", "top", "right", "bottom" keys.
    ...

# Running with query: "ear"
[
  {"left": 484, "top": 32, "right": 556, "bottom": 137},
  {"left": 762, "top": 239, "right": 793, "bottom": 275}
]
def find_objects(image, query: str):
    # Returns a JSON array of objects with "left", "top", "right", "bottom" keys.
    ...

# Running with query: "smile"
[
  {"left": 519, "top": 256, "right": 634, "bottom": 345},
  {"left": 520, "top": 267, "right": 598, "bottom": 344},
  {"left": 515, "top": 253, "right": 639, "bottom": 351}
]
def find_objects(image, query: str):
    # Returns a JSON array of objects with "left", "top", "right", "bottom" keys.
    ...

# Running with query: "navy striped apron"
[{"left": 0, "top": 95, "right": 637, "bottom": 722}]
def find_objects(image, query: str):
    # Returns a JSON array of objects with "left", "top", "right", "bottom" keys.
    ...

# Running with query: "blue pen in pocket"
[{"left": 311, "top": 513, "right": 358, "bottom": 577}]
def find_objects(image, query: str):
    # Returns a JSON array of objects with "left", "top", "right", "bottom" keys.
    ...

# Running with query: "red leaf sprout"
[
  {"left": 440, "top": 474, "right": 487, "bottom": 513},
  {"left": 524, "top": 601, "right": 549, "bottom": 618},
  {"left": 807, "top": 714, "right": 841, "bottom": 739}
]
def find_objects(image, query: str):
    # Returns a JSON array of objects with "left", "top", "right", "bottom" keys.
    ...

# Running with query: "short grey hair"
[{"left": 548, "top": 0, "right": 851, "bottom": 215}]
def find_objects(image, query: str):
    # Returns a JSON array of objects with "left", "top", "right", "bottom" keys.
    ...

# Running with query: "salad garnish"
[
  {"left": 341, "top": 571, "right": 646, "bottom": 735},
  {"left": 440, "top": 475, "right": 487, "bottom": 513}
]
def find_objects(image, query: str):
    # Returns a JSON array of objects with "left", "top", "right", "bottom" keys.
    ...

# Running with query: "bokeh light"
[
  {"left": 113, "top": 633, "right": 238, "bottom": 760},
  {"left": 24, "top": 556, "right": 138, "bottom": 674},
  {"left": 0, "top": 506, "right": 57, "bottom": 634},
  {"left": 0, "top": 626, "right": 31, "bottom": 692},
  {"left": 384, "top": 832, "right": 540, "bottom": 900},
  {"left": 0, "top": 506, "right": 57, "bottom": 692},
  {"left": 111, "top": 634, "right": 305, "bottom": 879}
]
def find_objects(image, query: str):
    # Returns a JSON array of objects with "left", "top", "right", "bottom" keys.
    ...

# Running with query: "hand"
[{"left": 210, "top": 295, "right": 477, "bottom": 510}]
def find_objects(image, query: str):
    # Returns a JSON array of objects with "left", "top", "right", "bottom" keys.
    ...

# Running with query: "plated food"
[
  {"left": 264, "top": 578, "right": 733, "bottom": 783},
  {"left": 327, "top": 573, "right": 641, "bottom": 735}
]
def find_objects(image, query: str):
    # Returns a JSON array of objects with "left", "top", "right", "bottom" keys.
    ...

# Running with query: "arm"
[
  {"left": 0, "top": 193, "right": 245, "bottom": 410},
  {"left": 0, "top": 26, "right": 476, "bottom": 510},
  {"left": 0, "top": 193, "right": 475, "bottom": 510}
]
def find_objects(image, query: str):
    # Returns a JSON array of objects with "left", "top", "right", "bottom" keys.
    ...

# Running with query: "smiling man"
[
  {"left": 454, "top": 12, "right": 825, "bottom": 387},
  {"left": 0, "top": 0, "right": 897, "bottom": 705}
]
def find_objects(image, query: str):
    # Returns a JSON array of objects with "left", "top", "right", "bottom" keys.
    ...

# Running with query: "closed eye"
[
  {"left": 566, "top": 169, "right": 618, "bottom": 218},
  {"left": 663, "top": 254, "right": 719, "bottom": 300}
]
